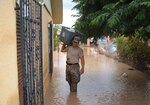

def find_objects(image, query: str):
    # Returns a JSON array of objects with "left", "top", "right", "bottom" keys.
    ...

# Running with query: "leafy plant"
[
  {"left": 115, "top": 34, "right": 150, "bottom": 71},
  {"left": 53, "top": 25, "right": 61, "bottom": 51}
]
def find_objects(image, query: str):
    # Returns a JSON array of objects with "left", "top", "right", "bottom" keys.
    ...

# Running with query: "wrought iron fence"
[{"left": 20, "top": 0, "right": 44, "bottom": 105}]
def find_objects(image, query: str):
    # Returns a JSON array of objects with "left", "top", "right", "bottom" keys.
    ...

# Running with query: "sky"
[{"left": 62, "top": 0, "right": 78, "bottom": 28}]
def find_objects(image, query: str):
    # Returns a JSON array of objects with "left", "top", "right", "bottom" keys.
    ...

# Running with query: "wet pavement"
[{"left": 45, "top": 46, "right": 150, "bottom": 105}]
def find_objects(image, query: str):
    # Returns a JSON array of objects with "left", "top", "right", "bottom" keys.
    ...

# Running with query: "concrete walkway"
[{"left": 45, "top": 46, "right": 150, "bottom": 105}]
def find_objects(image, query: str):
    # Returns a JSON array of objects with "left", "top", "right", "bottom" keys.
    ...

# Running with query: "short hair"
[{"left": 73, "top": 36, "right": 80, "bottom": 41}]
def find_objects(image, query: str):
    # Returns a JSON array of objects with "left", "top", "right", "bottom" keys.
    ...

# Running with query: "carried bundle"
[{"left": 59, "top": 26, "right": 82, "bottom": 45}]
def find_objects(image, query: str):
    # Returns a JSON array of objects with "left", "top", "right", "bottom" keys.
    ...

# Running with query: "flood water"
[{"left": 45, "top": 46, "right": 150, "bottom": 105}]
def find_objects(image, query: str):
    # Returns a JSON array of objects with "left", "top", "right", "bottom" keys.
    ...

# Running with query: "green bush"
[
  {"left": 129, "top": 35, "right": 150, "bottom": 70},
  {"left": 115, "top": 34, "right": 150, "bottom": 72},
  {"left": 53, "top": 25, "right": 61, "bottom": 51},
  {"left": 115, "top": 36, "right": 130, "bottom": 62}
]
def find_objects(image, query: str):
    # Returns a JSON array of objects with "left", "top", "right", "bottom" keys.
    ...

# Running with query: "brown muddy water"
[{"left": 45, "top": 46, "right": 150, "bottom": 105}]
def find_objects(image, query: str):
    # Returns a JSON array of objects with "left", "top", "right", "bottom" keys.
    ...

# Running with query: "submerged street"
[{"left": 45, "top": 46, "right": 150, "bottom": 105}]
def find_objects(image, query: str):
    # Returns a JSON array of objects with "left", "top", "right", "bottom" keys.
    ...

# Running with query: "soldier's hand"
[{"left": 80, "top": 68, "right": 84, "bottom": 75}]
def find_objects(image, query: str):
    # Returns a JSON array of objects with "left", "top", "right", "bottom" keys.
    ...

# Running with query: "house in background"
[{"left": 0, "top": 0, "right": 63, "bottom": 105}]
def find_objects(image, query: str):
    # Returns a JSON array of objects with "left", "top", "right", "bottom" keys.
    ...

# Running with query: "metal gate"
[{"left": 20, "top": 0, "right": 44, "bottom": 105}]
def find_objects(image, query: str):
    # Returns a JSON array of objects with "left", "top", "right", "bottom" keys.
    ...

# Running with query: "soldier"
[{"left": 61, "top": 36, "right": 85, "bottom": 92}]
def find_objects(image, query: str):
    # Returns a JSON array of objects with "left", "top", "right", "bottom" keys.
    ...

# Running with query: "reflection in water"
[{"left": 66, "top": 92, "right": 80, "bottom": 105}]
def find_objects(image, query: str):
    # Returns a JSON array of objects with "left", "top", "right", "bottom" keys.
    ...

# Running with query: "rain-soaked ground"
[{"left": 45, "top": 46, "right": 150, "bottom": 105}]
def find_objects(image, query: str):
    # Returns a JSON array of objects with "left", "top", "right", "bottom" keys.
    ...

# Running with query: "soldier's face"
[{"left": 72, "top": 40, "right": 79, "bottom": 47}]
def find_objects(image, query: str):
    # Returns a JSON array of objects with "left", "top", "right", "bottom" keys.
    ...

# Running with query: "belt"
[{"left": 66, "top": 62, "right": 79, "bottom": 65}]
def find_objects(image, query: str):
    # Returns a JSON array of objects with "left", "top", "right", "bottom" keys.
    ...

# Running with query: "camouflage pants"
[{"left": 66, "top": 64, "right": 80, "bottom": 92}]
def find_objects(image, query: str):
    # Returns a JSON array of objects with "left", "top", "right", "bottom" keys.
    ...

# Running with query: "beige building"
[{"left": 0, "top": 0, "right": 63, "bottom": 105}]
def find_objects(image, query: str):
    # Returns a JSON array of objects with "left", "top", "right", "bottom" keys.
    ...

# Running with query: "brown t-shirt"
[{"left": 63, "top": 46, "right": 83, "bottom": 63}]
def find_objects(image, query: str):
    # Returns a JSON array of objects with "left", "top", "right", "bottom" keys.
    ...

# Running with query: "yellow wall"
[
  {"left": 51, "top": 0, "right": 63, "bottom": 24},
  {"left": 44, "top": 0, "right": 52, "bottom": 15},
  {"left": 0, "top": 1, "right": 20, "bottom": 105},
  {"left": 0, "top": 1, "right": 60, "bottom": 105},
  {"left": 42, "top": 6, "right": 52, "bottom": 96}
]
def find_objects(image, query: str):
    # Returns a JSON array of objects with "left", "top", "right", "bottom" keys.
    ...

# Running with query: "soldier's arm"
[{"left": 80, "top": 56, "right": 85, "bottom": 74}]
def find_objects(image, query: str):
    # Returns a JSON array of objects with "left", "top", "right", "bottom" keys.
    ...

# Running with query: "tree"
[{"left": 72, "top": 0, "right": 150, "bottom": 40}]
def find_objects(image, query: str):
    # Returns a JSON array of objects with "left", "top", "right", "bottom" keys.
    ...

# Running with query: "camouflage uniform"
[{"left": 66, "top": 64, "right": 80, "bottom": 92}]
